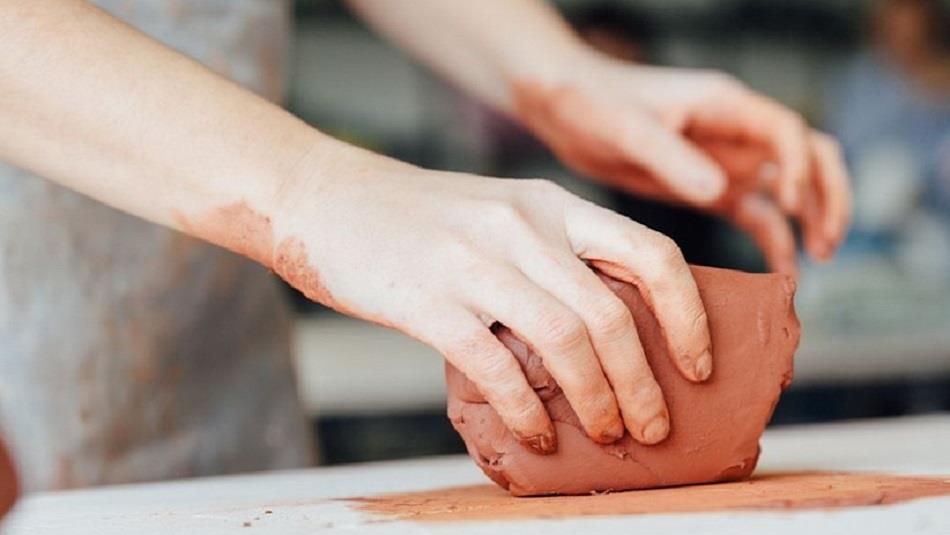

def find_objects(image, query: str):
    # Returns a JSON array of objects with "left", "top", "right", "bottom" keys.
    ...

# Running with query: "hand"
[
  {"left": 511, "top": 51, "right": 852, "bottom": 277},
  {"left": 272, "top": 144, "right": 713, "bottom": 452}
]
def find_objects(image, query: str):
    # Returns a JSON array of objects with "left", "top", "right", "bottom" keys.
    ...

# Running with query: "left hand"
[{"left": 511, "top": 51, "right": 851, "bottom": 277}]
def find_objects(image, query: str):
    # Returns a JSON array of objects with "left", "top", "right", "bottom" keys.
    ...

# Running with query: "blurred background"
[{"left": 285, "top": 0, "right": 950, "bottom": 465}]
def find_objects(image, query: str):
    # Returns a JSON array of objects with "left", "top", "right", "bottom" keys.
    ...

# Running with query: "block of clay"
[
  {"left": 0, "top": 437, "right": 16, "bottom": 521},
  {"left": 446, "top": 265, "right": 799, "bottom": 496}
]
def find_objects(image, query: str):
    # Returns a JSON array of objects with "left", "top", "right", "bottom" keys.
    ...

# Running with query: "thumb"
[{"left": 619, "top": 117, "right": 726, "bottom": 205}]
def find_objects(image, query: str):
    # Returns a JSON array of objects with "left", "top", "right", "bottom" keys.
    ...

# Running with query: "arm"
[
  {"left": 349, "top": 0, "right": 852, "bottom": 277},
  {"left": 346, "top": 0, "right": 577, "bottom": 114},
  {"left": 1, "top": 0, "right": 714, "bottom": 449},
  {"left": 0, "top": 0, "right": 318, "bottom": 249}
]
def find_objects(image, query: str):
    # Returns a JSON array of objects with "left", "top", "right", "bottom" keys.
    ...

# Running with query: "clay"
[
  {"left": 176, "top": 201, "right": 338, "bottom": 308},
  {"left": 351, "top": 471, "right": 950, "bottom": 522},
  {"left": 0, "top": 437, "right": 17, "bottom": 521},
  {"left": 174, "top": 201, "right": 276, "bottom": 267},
  {"left": 272, "top": 237, "right": 336, "bottom": 306},
  {"left": 446, "top": 265, "right": 799, "bottom": 496}
]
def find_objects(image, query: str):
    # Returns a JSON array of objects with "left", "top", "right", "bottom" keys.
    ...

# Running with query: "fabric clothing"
[{"left": 0, "top": 0, "right": 313, "bottom": 491}]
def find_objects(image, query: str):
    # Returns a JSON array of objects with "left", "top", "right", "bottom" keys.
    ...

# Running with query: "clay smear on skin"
[
  {"left": 175, "top": 201, "right": 334, "bottom": 305},
  {"left": 348, "top": 471, "right": 950, "bottom": 522}
]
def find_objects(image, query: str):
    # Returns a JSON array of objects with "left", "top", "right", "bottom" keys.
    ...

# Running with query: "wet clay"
[
  {"left": 351, "top": 471, "right": 950, "bottom": 522},
  {"left": 446, "top": 266, "right": 799, "bottom": 496},
  {"left": 175, "top": 201, "right": 336, "bottom": 305},
  {"left": 0, "top": 437, "right": 17, "bottom": 520}
]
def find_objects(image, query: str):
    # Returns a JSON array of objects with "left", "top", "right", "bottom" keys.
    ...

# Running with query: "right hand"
[{"left": 274, "top": 144, "right": 713, "bottom": 453}]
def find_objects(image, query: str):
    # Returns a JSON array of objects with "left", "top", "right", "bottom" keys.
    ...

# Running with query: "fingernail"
[
  {"left": 642, "top": 416, "right": 670, "bottom": 445},
  {"left": 522, "top": 432, "right": 557, "bottom": 455},
  {"left": 694, "top": 350, "right": 713, "bottom": 381},
  {"left": 599, "top": 420, "right": 625, "bottom": 444}
]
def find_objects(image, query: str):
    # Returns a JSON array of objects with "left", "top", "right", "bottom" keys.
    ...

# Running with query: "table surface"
[{"left": 4, "top": 415, "right": 950, "bottom": 535}]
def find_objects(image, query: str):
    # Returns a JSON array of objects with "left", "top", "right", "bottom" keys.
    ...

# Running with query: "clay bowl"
[{"left": 446, "top": 266, "right": 799, "bottom": 496}]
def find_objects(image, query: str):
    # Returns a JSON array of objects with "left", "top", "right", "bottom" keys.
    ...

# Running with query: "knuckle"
[
  {"left": 625, "top": 374, "right": 663, "bottom": 404},
  {"left": 443, "top": 238, "right": 480, "bottom": 265},
  {"left": 477, "top": 352, "right": 513, "bottom": 382},
  {"left": 499, "top": 201, "right": 527, "bottom": 225},
  {"left": 647, "top": 233, "right": 684, "bottom": 268},
  {"left": 440, "top": 328, "right": 494, "bottom": 362},
  {"left": 640, "top": 234, "right": 689, "bottom": 288},
  {"left": 587, "top": 295, "right": 633, "bottom": 337},
  {"left": 539, "top": 310, "right": 587, "bottom": 352},
  {"left": 505, "top": 389, "right": 543, "bottom": 422},
  {"left": 480, "top": 199, "right": 541, "bottom": 240},
  {"left": 473, "top": 359, "right": 528, "bottom": 401},
  {"left": 458, "top": 258, "right": 493, "bottom": 284},
  {"left": 448, "top": 245, "right": 494, "bottom": 282},
  {"left": 816, "top": 133, "right": 842, "bottom": 157},
  {"left": 704, "top": 71, "right": 744, "bottom": 93},
  {"left": 526, "top": 178, "right": 567, "bottom": 197},
  {"left": 782, "top": 112, "right": 807, "bottom": 137},
  {"left": 479, "top": 199, "right": 525, "bottom": 228},
  {"left": 560, "top": 370, "right": 609, "bottom": 406},
  {"left": 535, "top": 247, "right": 575, "bottom": 273}
]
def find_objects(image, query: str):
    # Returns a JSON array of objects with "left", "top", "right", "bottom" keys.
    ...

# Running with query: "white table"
[{"left": 4, "top": 415, "right": 950, "bottom": 535}]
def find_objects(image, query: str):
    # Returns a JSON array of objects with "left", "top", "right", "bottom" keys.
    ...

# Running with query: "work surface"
[{"left": 5, "top": 415, "right": 950, "bottom": 535}]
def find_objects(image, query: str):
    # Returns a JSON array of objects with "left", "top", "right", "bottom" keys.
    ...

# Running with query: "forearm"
[
  {"left": 0, "top": 0, "right": 345, "bottom": 264},
  {"left": 347, "top": 0, "right": 587, "bottom": 112}
]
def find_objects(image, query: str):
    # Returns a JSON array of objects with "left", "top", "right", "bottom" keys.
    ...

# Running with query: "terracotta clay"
[
  {"left": 352, "top": 472, "right": 950, "bottom": 522},
  {"left": 176, "top": 201, "right": 339, "bottom": 308},
  {"left": 446, "top": 265, "right": 799, "bottom": 496},
  {"left": 0, "top": 437, "right": 17, "bottom": 521}
]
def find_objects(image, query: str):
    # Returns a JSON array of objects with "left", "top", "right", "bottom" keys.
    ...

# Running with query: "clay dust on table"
[{"left": 347, "top": 471, "right": 950, "bottom": 523}]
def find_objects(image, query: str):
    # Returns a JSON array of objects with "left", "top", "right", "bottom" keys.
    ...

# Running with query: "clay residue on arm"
[
  {"left": 174, "top": 201, "right": 276, "bottom": 267},
  {"left": 175, "top": 201, "right": 337, "bottom": 308},
  {"left": 272, "top": 236, "right": 335, "bottom": 305}
]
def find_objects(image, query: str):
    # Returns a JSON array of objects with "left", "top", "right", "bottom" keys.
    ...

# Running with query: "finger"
[
  {"left": 806, "top": 131, "right": 852, "bottom": 259},
  {"left": 516, "top": 248, "right": 670, "bottom": 445},
  {"left": 425, "top": 307, "right": 557, "bottom": 454},
  {"left": 565, "top": 201, "right": 713, "bottom": 384},
  {"left": 694, "top": 88, "right": 810, "bottom": 212},
  {"left": 694, "top": 137, "right": 772, "bottom": 185},
  {"left": 466, "top": 265, "right": 625, "bottom": 444},
  {"left": 619, "top": 115, "right": 726, "bottom": 205},
  {"left": 729, "top": 194, "right": 798, "bottom": 278}
]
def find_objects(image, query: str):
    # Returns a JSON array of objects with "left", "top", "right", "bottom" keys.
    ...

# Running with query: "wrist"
[
  {"left": 506, "top": 35, "right": 590, "bottom": 82},
  {"left": 270, "top": 132, "right": 415, "bottom": 244},
  {"left": 501, "top": 42, "right": 623, "bottom": 115}
]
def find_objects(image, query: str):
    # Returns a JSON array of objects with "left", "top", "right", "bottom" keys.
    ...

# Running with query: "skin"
[
  {"left": 0, "top": 0, "right": 849, "bottom": 455},
  {"left": 350, "top": 0, "right": 852, "bottom": 279}
]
